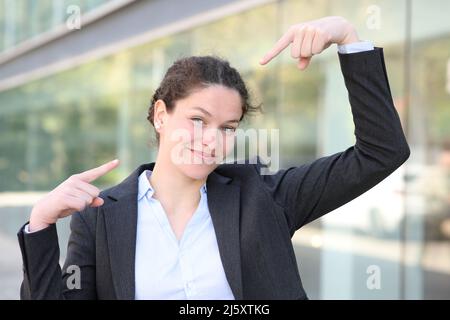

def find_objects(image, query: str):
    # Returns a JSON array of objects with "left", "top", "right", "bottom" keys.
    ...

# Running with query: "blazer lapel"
[
  {"left": 102, "top": 163, "right": 152, "bottom": 300},
  {"left": 206, "top": 171, "right": 243, "bottom": 300}
]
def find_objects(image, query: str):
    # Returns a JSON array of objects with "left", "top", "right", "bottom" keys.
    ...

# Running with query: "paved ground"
[{"left": 0, "top": 232, "right": 22, "bottom": 299}]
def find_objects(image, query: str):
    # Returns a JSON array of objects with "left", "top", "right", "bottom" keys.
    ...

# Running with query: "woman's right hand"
[{"left": 29, "top": 159, "right": 120, "bottom": 232}]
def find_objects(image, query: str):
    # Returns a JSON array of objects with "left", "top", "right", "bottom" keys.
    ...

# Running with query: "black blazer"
[{"left": 17, "top": 48, "right": 410, "bottom": 300}]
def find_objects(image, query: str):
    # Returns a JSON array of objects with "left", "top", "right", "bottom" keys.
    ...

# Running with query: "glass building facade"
[
  {"left": 0, "top": 0, "right": 113, "bottom": 53},
  {"left": 0, "top": 0, "right": 449, "bottom": 299}
]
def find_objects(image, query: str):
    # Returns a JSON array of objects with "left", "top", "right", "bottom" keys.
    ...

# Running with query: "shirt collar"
[{"left": 137, "top": 169, "right": 207, "bottom": 201}]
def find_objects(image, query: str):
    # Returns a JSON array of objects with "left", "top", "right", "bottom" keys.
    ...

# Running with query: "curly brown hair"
[{"left": 147, "top": 55, "right": 262, "bottom": 144}]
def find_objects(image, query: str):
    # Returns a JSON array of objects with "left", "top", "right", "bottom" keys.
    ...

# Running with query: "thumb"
[
  {"left": 90, "top": 197, "right": 104, "bottom": 207},
  {"left": 298, "top": 57, "right": 312, "bottom": 70}
]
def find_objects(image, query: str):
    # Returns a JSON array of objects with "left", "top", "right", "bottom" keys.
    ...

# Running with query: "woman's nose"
[{"left": 202, "top": 127, "right": 221, "bottom": 151}]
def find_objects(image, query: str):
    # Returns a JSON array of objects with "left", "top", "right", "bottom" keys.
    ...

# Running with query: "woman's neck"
[{"left": 149, "top": 151, "right": 205, "bottom": 217}]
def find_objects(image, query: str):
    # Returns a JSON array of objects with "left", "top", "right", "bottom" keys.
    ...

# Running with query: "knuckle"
[
  {"left": 294, "top": 26, "right": 303, "bottom": 35},
  {"left": 74, "top": 200, "right": 85, "bottom": 211},
  {"left": 68, "top": 174, "right": 78, "bottom": 183},
  {"left": 59, "top": 184, "right": 71, "bottom": 195},
  {"left": 290, "top": 49, "right": 298, "bottom": 58},
  {"left": 300, "top": 46, "right": 309, "bottom": 56},
  {"left": 292, "top": 25, "right": 304, "bottom": 36},
  {"left": 82, "top": 194, "right": 93, "bottom": 204},
  {"left": 64, "top": 180, "right": 75, "bottom": 189},
  {"left": 66, "top": 196, "right": 86, "bottom": 212}
]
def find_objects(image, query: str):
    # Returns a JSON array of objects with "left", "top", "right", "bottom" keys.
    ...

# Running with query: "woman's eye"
[
  {"left": 223, "top": 127, "right": 236, "bottom": 134},
  {"left": 191, "top": 118, "right": 204, "bottom": 125}
]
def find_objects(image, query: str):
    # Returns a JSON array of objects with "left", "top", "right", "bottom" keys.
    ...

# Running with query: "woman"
[{"left": 18, "top": 16, "right": 410, "bottom": 299}]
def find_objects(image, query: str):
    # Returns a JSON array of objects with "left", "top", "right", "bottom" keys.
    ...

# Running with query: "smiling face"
[{"left": 153, "top": 84, "right": 243, "bottom": 180}]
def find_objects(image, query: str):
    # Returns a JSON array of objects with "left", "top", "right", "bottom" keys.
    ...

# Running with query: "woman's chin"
[{"left": 177, "top": 163, "right": 217, "bottom": 181}]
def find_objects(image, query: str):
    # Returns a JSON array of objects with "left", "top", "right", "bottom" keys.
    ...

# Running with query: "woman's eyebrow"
[
  {"left": 192, "top": 106, "right": 240, "bottom": 124},
  {"left": 192, "top": 106, "right": 212, "bottom": 117}
]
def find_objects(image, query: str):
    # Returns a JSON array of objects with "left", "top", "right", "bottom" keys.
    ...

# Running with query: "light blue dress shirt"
[
  {"left": 134, "top": 169, "right": 235, "bottom": 300},
  {"left": 337, "top": 40, "right": 374, "bottom": 54}
]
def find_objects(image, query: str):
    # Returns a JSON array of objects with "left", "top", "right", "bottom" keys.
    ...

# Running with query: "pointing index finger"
[
  {"left": 259, "top": 27, "right": 296, "bottom": 65},
  {"left": 78, "top": 159, "right": 120, "bottom": 183}
]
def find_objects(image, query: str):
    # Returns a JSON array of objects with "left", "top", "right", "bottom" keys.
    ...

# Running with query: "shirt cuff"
[
  {"left": 337, "top": 40, "right": 374, "bottom": 54},
  {"left": 24, "top": 223, "right": 34, "bottom": 234}
]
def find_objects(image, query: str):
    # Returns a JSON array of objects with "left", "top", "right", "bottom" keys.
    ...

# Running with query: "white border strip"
[{"left": 0, "top": 0, "right": 274, "bottom": 93}]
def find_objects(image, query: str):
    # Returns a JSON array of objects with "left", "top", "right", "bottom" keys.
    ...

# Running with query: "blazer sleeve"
[
  {"left": 254, "top": 47, "right": 410, "bottom": 235},
  {"left": 17, "top": 210, "right": 97, "bottom": 299}
]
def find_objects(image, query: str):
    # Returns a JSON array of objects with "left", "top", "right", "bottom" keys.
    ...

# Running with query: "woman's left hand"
[{"left": 259, "top": 16, "right": 360, "bottom": 70}]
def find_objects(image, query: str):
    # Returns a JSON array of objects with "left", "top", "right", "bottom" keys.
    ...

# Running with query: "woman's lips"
[{"left": 190, "top": 148, "right": 214, "bottom": 160}]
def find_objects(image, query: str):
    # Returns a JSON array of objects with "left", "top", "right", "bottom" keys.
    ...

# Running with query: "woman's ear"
[{"left": 153, "top": 99, "right": 167, "bottom": 131}]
